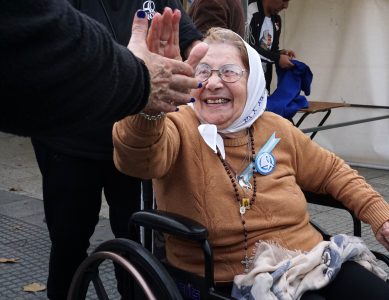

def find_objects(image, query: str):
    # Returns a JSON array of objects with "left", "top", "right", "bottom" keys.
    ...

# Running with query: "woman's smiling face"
[{"left": 192, "top": 43, "right": 248, "bottom": 130}]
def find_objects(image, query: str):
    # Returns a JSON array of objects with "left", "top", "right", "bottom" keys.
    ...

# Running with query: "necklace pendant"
[
  {"left": 241, "top": 255, "right": 253, "bottom": 273},
  {"left": 241, "top": 197, "right": 251, "bottom": 210},
  {"left": 239, "top": 205, "right": 246, "bottom": 215},
  {"left": 237, "top": 174, "right": 252, "bottom": 190}
]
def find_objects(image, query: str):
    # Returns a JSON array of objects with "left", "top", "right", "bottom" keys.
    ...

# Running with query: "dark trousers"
[
  {"left": 32, "top": 140, "right": 142, "bottom": 300},
  {"left": 301, "top": 261, "right": 389, "bottom": 300}
]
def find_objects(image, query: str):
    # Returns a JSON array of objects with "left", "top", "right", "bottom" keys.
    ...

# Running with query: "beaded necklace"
[{"left": 217, "top": 127, "right": 257, "bottom": 273}]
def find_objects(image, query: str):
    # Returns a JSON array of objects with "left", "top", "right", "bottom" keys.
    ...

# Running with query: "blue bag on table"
[{"left": 267, "top": 60, "right": 312, "bottom": 119}]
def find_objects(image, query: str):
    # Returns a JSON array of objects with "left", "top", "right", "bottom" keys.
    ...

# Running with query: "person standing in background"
[
  {"left": 188, "top": 0, "right": 245, "bottom": 38},
  {"left": 247, "top": 0, "right": 295, "bottom": 92},
  {"left": 30, "top": 1, "right": 202, "bottom": 299}
]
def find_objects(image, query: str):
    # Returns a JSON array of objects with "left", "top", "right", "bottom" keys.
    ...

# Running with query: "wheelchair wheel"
[{"left": 67, "top": 238, "right": 182, "bottom": 300}]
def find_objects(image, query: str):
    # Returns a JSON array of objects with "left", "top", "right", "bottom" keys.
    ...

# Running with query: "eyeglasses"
[{"left": 194, "top": 63, "right": 246, "bottom": 83}]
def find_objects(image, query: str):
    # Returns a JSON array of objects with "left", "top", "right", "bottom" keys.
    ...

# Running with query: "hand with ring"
[
  {"left": 159, "top": 40, "right": 168, "bottom": 47},
  {"left": 147, "top": 7, "right": 181, "bottom": 61},
  {"left": 128, "top": 8, "right": 207, "bottom": 113}
]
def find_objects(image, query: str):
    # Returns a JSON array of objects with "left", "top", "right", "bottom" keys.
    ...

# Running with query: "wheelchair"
[{"left": 67, "top": 191, "right": 389, "bottom": 300}]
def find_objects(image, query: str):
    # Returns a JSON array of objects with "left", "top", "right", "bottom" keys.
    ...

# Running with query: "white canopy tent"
[{"left": 277, "top": 0, "right": 389, "bottom": 169}]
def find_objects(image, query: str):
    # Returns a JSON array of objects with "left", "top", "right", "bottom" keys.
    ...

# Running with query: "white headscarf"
[{"left": 195, "top": 40, "right": 267, "bottom": 159}]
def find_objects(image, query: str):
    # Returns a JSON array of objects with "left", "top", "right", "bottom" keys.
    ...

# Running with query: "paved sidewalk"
[
  {"left": 0, "top": 190, "right": 118, "bottom": 299},
  {"left": 0, "top": 134, "right": 116, "bottom": 299},
  {"left": 0, "top": 133, "right": 110, "bottom": 218},
  {"left": 1, "top": 133, "right": 389, "bottom": 299}
]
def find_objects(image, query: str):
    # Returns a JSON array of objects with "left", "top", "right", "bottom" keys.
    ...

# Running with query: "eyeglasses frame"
[{"left": 195, "top": 63, "right": 246, "bottom": 83}]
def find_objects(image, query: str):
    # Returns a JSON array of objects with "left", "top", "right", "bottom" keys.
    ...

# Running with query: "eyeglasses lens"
[{"left": 195, "top": 64, "right": 243, "bottom": 83}]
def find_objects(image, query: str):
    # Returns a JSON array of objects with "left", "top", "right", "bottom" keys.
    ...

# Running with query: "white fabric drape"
[{"left": 280, "top": 0, "right": 389, "bottom": 168}]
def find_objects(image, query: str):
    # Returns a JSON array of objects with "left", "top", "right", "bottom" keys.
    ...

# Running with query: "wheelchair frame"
[{"left": 68, "top": 192, "right": 389, "bottom": 300}]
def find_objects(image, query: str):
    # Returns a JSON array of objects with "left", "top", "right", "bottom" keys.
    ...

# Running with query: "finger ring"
[{"left": 160, "top": 40, "right": 168, "bottom": 46}]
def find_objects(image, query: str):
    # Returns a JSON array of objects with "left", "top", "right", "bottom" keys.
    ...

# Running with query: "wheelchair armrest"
[
  {"left": 305, "top": 191, "right": 389, "bottom": 267},
  {"left": 371, "top": 250, "right": 389, "bottom": 267},
  {"left": 131, "top": 210, "right": 216, "bottom": 292},
  {"left": 131, "top": 210, "right": 208, "bottom": 242},
  {"left": 304, "top": 191, "right": 361, "bottom": 236},
  {"left": 304, "top": 191, "right": 351, "bottom": 210}
]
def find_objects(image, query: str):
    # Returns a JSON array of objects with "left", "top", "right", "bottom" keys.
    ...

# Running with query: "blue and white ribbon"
[{"left": 239, "top": 132, "right": 280, "bottom": 184}]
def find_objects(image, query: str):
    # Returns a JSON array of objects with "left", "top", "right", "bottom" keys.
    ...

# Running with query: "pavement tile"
[{"left": 0, "top": 208, "right": 117, "bottom": 299}]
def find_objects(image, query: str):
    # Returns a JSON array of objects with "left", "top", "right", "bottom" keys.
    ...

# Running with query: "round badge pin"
[{"left": 255, "top": 152, "right": 276, "bottom": 175}]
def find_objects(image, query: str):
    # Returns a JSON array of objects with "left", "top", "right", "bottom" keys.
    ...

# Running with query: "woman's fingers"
[
  {"left": 144, "top": 55, "right": 201, "bottom": 112},
  {"left": 185, "top": 42, "right": 209, "bottom": 69},
  {"left": 147, "top": 8, "right": 181, "bottom": 59},
  {"left": 160, "top": 7, "right": 173, "bottom": 42},
  {"left": 129, "top": 9, "right": 206, "bottom": 113},
  {"left": 147, "top": 12, "right": 162, "bottom": 54},
  {"left": 127, "top": 10, "right": 149, "bottom": 59},
  {"left": 165, "top": 9, "right": 181, "bottom": 60}
]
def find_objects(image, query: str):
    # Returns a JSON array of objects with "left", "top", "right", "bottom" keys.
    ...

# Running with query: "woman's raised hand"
[
  {"left": 147, "top": 7, "right": 182, "bottom": 61},
  {"left": 128, "top": 9, "right": 204, "bottom": 113}
]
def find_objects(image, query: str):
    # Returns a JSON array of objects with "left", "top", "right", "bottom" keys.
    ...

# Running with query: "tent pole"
[{"left": 241, "top": 0, "right": 248, "bottom": 22}]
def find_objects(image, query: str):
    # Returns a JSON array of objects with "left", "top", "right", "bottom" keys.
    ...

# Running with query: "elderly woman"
[{"left": 113, "top": 27, "right": 389, "bottom": 299}]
